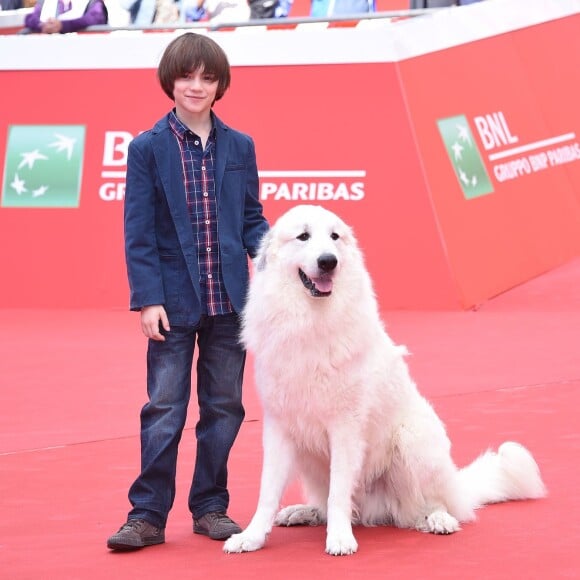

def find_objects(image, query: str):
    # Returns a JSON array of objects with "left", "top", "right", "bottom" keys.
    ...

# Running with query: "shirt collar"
[{"left": 169, "top": 109, "right": 216, "bottom": 142}]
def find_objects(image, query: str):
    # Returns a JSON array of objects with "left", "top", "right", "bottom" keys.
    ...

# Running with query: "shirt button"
[
  {"left": 208, "top": 274, "right": 213, "bottom": 279},
  {"left": 206, "top": 247, "right": 211, "bottom": 252},
  {"left": 194, "top": 140, "right": 200, "bottom": 145},
  {"left": 202, "top": 166, "right": 206, "bottom": 171},
  {"left": 203, "top": 192, "right": 208, "bottom": 197},
  {"left": 205, "top": 220, "right": 210, "bottom": 225}
]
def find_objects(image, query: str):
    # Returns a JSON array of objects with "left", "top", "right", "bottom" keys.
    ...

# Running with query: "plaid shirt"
[{"left": 169, "top": 111, "right": 233, "bottom": 316}]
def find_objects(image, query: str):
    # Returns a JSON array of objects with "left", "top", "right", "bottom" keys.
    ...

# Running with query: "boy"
[{"left": 107, "top": 32, "right": 269, "bottom": 551}]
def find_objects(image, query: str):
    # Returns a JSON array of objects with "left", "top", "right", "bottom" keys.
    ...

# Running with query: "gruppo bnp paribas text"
[
  {"left": 99, "top": 131, "right": 365, "bottom": 203},
  {"left": 474, "top": 111, "right": 580, "bottom": 182}
]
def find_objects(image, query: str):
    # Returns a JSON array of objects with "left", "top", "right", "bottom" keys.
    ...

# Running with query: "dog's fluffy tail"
[{"left": 457, "top": 441, "right": 547, "bottom": 511}]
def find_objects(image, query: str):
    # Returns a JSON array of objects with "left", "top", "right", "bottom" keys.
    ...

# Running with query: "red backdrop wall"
[{"left": 1, "top": 7, "right": 579, "bottom": 310}]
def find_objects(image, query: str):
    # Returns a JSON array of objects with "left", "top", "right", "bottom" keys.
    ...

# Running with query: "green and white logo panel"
[
  {"left": 2, "top": 125, "right": 85, "bottom": 208},
  {"left": 437, "top": 115, "right": 494, "bottom": 200}
]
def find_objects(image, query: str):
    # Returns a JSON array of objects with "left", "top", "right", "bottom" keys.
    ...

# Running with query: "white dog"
[{"left": 224, "top": 205, "right": 546, "bottom": 556}]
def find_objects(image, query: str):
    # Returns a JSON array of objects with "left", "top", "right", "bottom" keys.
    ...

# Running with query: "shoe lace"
[
  {"left": 209, "top": 512, "right": 233, "bottom": 525},
  {"left": 121, "top": 519, "right": 146, "bottom": 532}
]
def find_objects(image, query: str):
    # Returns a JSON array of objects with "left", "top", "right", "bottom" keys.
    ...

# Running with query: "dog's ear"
[{"left": 255, "top": 229, "right": 273, "bottom": 272}]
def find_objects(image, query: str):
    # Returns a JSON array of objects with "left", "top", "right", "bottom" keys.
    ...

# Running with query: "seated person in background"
[
  {"left": 204, "top": 0, "right": 250, "bottom": 22},
  {"left": 1, "top": 0, "right": 24, "bottom": 9},
  {"left": 24, "top": 0, "right": 109, "bottom": 34},
  {"left": 23, "top": 0, "right": 108, "bottom": 33},
  {"left": 118, "top": 0, "right": 179, "bottom": 26},
  {"left": 410, "top": 0, "right": 484, "bottom": 6},
  {"left": 310, "top": 0, "right": 374, "bottom": 17},
  {"left": 247, "top": 0, "right": 293, "bottom": 19},
  {"left": 183, "top": 0, "right": 250, "bottom": 23}
]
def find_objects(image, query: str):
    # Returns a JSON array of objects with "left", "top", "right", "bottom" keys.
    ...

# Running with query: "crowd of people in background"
[
  {"left": 411, "top": 0, "right": 483, "bottom": 7},
  {"left": 0, "top": 0, "right": 487, "bottom": 34}
]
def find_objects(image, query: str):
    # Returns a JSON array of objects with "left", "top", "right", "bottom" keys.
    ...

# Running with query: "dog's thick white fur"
[{"left": 224, "top": 205, "right": 547, "bottom": 556}]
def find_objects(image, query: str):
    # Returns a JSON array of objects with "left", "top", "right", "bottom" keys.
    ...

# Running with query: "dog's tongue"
[{"left": 312, "top": 277, "right": 333, "bottom": 293}]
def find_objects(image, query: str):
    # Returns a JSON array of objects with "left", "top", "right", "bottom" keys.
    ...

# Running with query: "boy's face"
[{"left": 173, "top": 67, "right": 219, "bottom": 119}]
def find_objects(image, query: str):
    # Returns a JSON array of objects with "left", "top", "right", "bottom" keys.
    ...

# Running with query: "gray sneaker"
[
  {"left": 107, "top": 519, "right": 165, "bottom": 551},
  {"left": 194, "top": 512, "right": 242, "bottom": 540}
]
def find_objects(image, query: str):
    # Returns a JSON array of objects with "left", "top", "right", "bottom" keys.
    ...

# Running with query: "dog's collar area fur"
[{"left": 299, "top": 269, "right": 332, "bottom": 297}]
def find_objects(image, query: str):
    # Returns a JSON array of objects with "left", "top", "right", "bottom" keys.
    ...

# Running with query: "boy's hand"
[{"left": 140, "top": 305, "right": 170, "bottom": 341}]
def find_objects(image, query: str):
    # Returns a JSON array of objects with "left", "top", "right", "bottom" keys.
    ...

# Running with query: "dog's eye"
[
  {"left": 331, "top": 233, "right": 340, "bottom": 240},
  {"left": 296, "top": 232, "right": 310, "bottom": 241}
]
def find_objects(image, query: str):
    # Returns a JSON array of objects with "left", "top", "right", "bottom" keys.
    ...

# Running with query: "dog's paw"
[
  {"left": 223, "top": 531, "right": 266, "bottom": 553},
  {"left": 325, "top": 530, "right": 358, "bottom": 556},
  {"left": 275, "top": 505, "right": 324, "bottom": 527},
  {"left": 422, "top": 510, "right": 460, "bottom": 535}
]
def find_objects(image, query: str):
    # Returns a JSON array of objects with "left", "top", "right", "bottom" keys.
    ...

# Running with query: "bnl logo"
[
  {"left": 2, "top": 125, "right": 86, "bottom": 208},
  {"left": 437, "top": 115, "right": 494, "bottom": 200}
]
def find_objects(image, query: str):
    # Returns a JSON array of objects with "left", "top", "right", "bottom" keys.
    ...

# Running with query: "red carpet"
[{"left": 2, "top": 259, "right": 580, "bottom": 579}]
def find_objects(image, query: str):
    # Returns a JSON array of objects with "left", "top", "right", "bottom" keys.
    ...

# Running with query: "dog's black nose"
[{"left": 318, "top": 253, "right": 338, "bottom": 272}]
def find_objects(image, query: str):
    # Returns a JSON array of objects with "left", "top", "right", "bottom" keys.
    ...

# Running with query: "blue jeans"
[{"left": 127, "top": 313, "right": 246, "bottom": 528}]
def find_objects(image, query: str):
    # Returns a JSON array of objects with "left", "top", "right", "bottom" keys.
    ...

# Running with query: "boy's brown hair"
[{"left": 157, "top": 33, "right": 231, "bottom": 102}]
